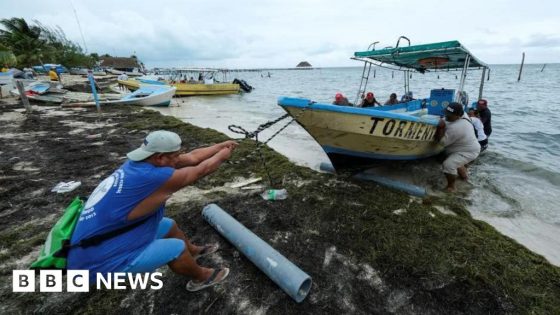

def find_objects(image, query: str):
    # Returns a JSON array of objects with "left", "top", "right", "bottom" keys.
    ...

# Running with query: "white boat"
[{"left": 62, "top": 85, "right": 176, "bottom": 108}]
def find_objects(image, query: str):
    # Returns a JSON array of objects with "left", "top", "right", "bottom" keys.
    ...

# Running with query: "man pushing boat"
[
  {"left": 435, "top": 103, "right": 480, "bottom": 192},
  {"left": 67, "top": 130, "right": 237, "bottom": 291}
]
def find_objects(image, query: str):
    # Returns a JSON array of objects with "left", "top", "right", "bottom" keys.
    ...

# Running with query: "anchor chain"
[{"left": 226, "top": 101, "right": 315, "bottom": 187}]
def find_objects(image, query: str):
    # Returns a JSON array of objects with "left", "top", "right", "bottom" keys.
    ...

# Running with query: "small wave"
[{"left": 479, "top": 151, "right": 560, "bottom": 186}]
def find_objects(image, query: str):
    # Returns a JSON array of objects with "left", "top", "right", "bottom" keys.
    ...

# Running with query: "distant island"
[{"left": 296, "top": 61, "right": 312, "bottom": 68}]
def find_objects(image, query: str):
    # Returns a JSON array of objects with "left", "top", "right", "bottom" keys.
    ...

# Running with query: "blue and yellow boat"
[{"left": 278, "top": 37, "right": 489, "bottom": 167}]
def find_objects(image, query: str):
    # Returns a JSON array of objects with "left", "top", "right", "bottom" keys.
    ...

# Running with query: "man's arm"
[
  {"left": 127, "top": 147, "right": 233, "bottom": 221},
  {"left": 434, "top": 118, "right": 446, "bottom": 142},
  {"left": 176, "top": 140, "right": 237, "bottom": 167}
]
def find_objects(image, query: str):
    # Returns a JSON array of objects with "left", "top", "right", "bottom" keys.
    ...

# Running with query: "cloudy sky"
[{"left": 1, "top": 0, "right": 559, "bottom": 68}]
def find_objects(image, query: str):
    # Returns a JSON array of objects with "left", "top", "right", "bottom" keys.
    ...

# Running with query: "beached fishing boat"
[
  {"left": 278, "top": 37, "right": 489, "bottom": 167},
  {"left": 118, "top": 78, "right": 241, "bottom": 96},
  {"left": 62, "top": 85, "right": 176, "bottom": 108},
  {"left": 10, "top": 81, "right": 121, "bottom": 104}
]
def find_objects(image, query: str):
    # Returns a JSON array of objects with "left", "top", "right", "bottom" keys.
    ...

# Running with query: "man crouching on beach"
[
  {"left": 67, "top": 130, "right": 237, "bottom": 291},
  {"left": 435, "top": 103, "right": 480, "bottom": 192}
]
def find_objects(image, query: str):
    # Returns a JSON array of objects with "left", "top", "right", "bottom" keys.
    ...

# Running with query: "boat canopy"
[{"left": 353, "top": 40, "right": 487, "bottom": 73}]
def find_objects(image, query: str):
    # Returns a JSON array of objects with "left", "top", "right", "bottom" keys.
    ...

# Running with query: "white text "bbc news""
[{"left": 13, "top": 270, "right": 163, "bottom": 292}]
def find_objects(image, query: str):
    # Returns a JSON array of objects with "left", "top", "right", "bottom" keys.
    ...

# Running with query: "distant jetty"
[{"left": 154, "top": 66, "right": 318, "bottom": 75}]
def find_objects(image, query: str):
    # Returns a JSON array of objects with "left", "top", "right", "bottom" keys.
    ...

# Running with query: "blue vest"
[{"left": 67, "top": 161, "right": 174, "bottom": 280}]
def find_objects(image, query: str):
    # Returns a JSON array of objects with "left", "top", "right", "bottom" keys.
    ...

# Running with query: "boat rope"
[{"left": 227, "top": 101, "right": 315, "bottom": 187}]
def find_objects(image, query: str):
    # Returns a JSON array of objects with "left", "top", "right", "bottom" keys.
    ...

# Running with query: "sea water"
[{"left": 154, "top": 64, "right": 560, "bottom": 265}]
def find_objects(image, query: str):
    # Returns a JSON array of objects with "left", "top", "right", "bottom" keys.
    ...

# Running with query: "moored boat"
[
  {"left": 63, "top": 85, "right": 176, "bottom": 107},
  {"left": 118, "top": 78, "right": 240, "bottom": 96},
  {"left": 278, "top": 37, "right": 490, "bottom": 168}
]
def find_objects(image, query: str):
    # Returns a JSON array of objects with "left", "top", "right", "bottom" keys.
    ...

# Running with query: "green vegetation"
[
  {"left": 1, "top": 105, "right": 558, "bottom": 314},
  {"left": 0, "top": 43, "right": 17, "bottom": 66},
  {"left": 123, "top": 108, "right": 560, "bottom": 314},
  {"left": 0, "top": 17, "right": 96, "bottom": 68}
]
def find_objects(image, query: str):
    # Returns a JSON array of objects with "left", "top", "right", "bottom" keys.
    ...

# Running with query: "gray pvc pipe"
[
  {"left": 353, "top": 172, "right": 427, "bottom": 197},
  {"left": 202, "top": 204, "right": 312, "bottom": 303},
  {"left": 319, "top": 161, "right": 336, "bottom": 174}
]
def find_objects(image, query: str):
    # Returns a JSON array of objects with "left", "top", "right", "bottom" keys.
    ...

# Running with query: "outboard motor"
[{"left": 233, "top": 78, "right": 253, "bottom": 93}]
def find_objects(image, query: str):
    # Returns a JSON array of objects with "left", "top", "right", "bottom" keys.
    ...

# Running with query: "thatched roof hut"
[{"left": 99, "top": 57, "right": 140, "bottom": 71}]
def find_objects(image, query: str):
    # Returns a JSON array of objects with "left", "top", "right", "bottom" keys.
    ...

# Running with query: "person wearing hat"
[
  {"left": 435, "top": 102, "right": 481, "bottom": 192},
  {"left": 361, "top": 92, "right": 381, "bottom": 107},
  {"left": 68, "top": 130, "right": 237, "bottom": 291},
  {"left": 333, "top": 92, "right": 352, "bottom": 106}
]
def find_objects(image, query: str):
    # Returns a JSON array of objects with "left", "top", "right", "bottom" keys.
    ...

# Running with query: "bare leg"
[
  {"left": 164, "top": 222, "right": 226, "bottom": 282},
  {"left": 457, "top": 166, "right": 468, "bottom": 180},
  {"left": 445, "top": 173, "right": 456, "bottom": 192},
  {"left": 163, "top": 221, "right": 205, "bottom": 256}
]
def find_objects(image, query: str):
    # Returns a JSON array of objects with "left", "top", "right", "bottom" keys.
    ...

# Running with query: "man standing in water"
[
  {"left": 435, "top": 103, "right": 481, "bottom": 191},
  {"left": 68, "top": 130, "right": 237, "bottom": 291},
  {"left": 477, "top": 99, "right": 492, "bottom": 138}
]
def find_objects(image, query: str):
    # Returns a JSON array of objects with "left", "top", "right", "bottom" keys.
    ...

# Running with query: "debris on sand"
[{"left": 1, "top": 98, "right": 559, "bottom": 314}]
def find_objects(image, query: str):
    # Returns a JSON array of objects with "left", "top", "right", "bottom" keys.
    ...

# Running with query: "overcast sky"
[{"left": 1, "top": 0, "right": 559, "bottom": 68}]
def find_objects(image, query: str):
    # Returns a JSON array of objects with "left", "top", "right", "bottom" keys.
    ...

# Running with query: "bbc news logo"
[{"left": 13, "top": 270, "right": 163, "bottom": 292}]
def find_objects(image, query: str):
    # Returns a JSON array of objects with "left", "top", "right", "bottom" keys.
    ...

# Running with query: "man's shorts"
[
  {"left": 442, "top": 151, "right": 479, "bottom": 175},
  {"left": 122, "top": 217, "right": 185, "bottom": 273}
]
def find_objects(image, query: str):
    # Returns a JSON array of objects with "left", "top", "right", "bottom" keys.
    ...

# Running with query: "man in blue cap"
[{"left": 68, "top": 130, "right": 237, "bottom": 291}]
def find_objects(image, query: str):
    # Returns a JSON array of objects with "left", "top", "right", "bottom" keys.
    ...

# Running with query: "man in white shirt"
[
  {"left": 435, "top": 103, "right": 481, "bottom": 191},
  {"left": 468, "top": 108, "right": 488, "bottom": 152}
]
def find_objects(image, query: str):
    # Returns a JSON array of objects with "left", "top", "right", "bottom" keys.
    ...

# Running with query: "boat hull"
[
  {"left": 105, "top": 86, "right": 176, "bottom": 107},
  {"left": 278, "top": 97, "right": 444, "bottom": 164},
  {"left": 118, "top": 79, "right": 240, "bottom": 96}
]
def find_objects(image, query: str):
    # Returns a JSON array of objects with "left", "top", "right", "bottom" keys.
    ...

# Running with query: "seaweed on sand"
[{"left": 0, "top": 103, "right": 558, "bottom": 314}]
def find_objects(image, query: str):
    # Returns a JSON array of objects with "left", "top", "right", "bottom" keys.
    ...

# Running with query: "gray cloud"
[{"left": 2, "top": 0, "right": 559, "bottom": 67}]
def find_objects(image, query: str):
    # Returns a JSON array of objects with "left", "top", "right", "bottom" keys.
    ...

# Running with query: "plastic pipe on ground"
[
  {"left": 202, "top": 204, "right": 312, "bottom": 303},
  {"left": 319, "top": 162, "right": 336, "bottom": 174},
  {"left": 353, "top": 172, "right": 427, "bottom": 197}
]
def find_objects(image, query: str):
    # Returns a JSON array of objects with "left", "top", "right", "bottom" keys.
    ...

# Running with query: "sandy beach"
[{"left": 1, "top": 98, "right": 559, "bottom": 314}]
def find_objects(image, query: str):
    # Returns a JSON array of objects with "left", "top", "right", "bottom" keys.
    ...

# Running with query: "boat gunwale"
[{"left": 278, "top": 97, "right": 440, "bottom": 126}]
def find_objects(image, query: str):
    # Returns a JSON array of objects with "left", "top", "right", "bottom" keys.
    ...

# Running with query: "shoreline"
[
  {"left": 157, "top": 98, "right": 560, "bottom": 267},
  {"left": 1, "top": 99, "right": 559, "bottom": 314}
]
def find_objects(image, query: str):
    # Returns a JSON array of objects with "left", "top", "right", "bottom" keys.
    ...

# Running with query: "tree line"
[{"left": 0, "top": 17, "right": 104, "bottom": 69}]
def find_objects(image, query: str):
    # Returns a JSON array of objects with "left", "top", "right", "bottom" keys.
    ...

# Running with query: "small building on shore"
[{"left": 99, "top": 57, "right": 141, "bottom": 72}]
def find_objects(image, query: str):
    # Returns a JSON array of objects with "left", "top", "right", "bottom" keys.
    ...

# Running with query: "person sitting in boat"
[
  {"left": 118, "top": 73, "right": 129, "bottom": 81},
  {"left": 384, "top": 93, "right": 400, "bottom": 105},
  {"left": 67, "top": 131, "right": 237, "bottom": 291},
  {"left": 401, "top": 91, "right": 415, "bottom": 102},
  {"left": 49, "top": 67, "right": 59, "bottom": 82},
  {"left": 435, "top": 103, "right": 480, "bottom": 192},
  {"left": 476, "top": 99, "right": 492, "bottom": 138},
  {"left": 333, "top": 93, "right": 352, "bottom": 106},
  {"left": 361, "top": 92, "right": 381, "bottom": 107},
  {"left": 188, "top": 76, "right": 197, "bottom": 83},
  {"left": 468, "top": 108, "right": 488, "bottom": 151}
]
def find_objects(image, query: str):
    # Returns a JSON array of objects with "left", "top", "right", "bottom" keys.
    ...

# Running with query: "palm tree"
[
  {"left": 0, "top": 43, "right": 16, "bottom": 66},
  {"left": 0, "top": 17, "right": 46, "bottom": 67}
]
